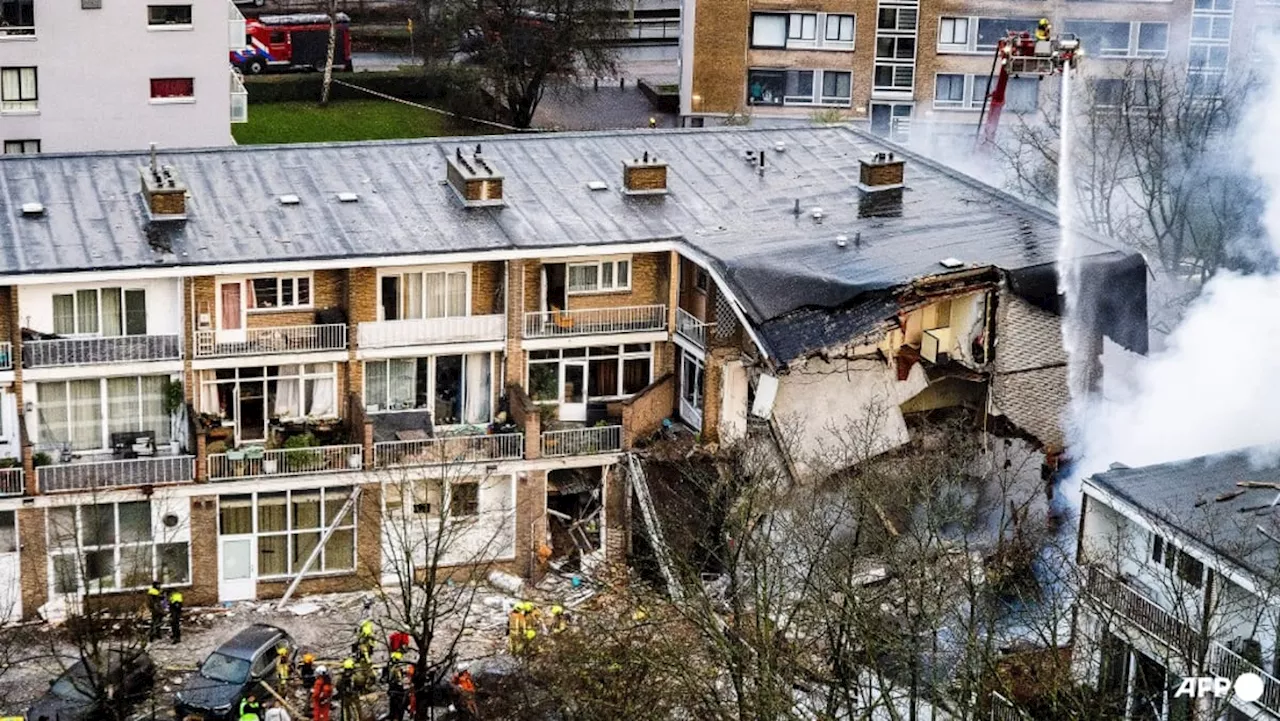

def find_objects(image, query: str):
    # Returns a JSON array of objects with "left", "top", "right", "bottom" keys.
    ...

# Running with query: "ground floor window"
[
  {"left": 363, "top": 353, "right": 491, "bottom": 424},
  {"left": 47, "top": 501, "right": 189, "bottom": 593},
  {"left": 0, "top": 511, "right": 14, "bottom": 553},
  {"left": 199, "top": 364, "right": 337, "bottom": 442},
  {"left": 219, "top": 487, "right": 356, "bottom": 578},
  {"left": 37, "top": 375, "right": 171, "bottom": 451},
  {"left": 526, "top": 344, "right": 653, "bottom": 405}
]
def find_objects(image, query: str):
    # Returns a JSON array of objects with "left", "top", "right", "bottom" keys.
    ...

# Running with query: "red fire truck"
[{"left": 231, "top": 13, "right": 353, "bottom": 75}]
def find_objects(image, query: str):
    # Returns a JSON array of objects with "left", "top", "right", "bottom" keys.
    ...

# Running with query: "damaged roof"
[
  {"left": 0, "top": 126, "right": 1134, "bottom": 360},
  {"left": 1088, "top": 450, "right": 1280, "bottom": 584}
]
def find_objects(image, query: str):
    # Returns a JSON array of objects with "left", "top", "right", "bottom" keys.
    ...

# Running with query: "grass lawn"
[{"left": 233, "top": 99, "right": 488, "bottom": 145}]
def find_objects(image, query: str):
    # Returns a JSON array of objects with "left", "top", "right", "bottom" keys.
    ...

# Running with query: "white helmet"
[{"left": 315, "top": 665, "right": 328, "bottom": 675}]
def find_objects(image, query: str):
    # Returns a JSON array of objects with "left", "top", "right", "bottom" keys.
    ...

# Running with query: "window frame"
[
  {"left": 526, "top": 344, "right": 654, "bottom": 404},
  {"left": 376, "top": 266, "right": 471, "bottom": 322},
  {"left": 245, "top": 274, "right": 313, "bottom": 312},
  {"left": 750, "top": 11, "right": 856, "bottom": 51},
  {"left": 47, "top": 501, "right": 191, "bottom": 595},
  {"left": 937, "top": 16, "right": 969, "bottom": 48},
  {"left": 223, "top": 487, "right": 356, "bottom": 579},
  {"left": 448, "top": 481, "right": 481, "bottom": 518},
  {"left": 0, "top": 66, "right": 36, "bottom": 112},
  {"left": 362, "top": 353, "right": 493, "bottom": 424},
  {"left": 146, "top": 4, "right": 193, "bottom": 28},
  {"left": 749, "top": 12, "right": 787, "bottom": 49},
  {"left": 199, "top": 364, "right": 340, "bottom": 427},
  {"left": 932, "top": 72, "right": 1037, "bottom": 113},
  {"left": 0, "top": 0, "right": 34, "bottom": 36},
  {"left": 565, "top": 258, "right": 632, "bottom": 295},
  {"left": 2, "top": 138, "right": 37, "bottom": 154},
  {"left": 149, "top": 77, "right": 195, "bottom": 103},
  {"left": 51, "top": 286, "right": 147, "bottom": 337},
  {"left": 37, "top": 375, "right": 173, "bottom": 453}
]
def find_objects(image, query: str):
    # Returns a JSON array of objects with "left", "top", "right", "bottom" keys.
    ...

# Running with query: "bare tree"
[{"left": 320, "top": 0, "right": 339, "bottom": 106}]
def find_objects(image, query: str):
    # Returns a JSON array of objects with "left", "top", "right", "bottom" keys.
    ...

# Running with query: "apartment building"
[
  {"left": 0, "top": 1, "right": 246, "bottom": 154},
  {"left": 1075, "top": 451, "right": 1280, "bottom": 720},
  {"left": 0, "top": 125, "right": 1144, "bottom": 622},
  {"left": 678, "top": 0, "right": 1263, "bottom": 139}
]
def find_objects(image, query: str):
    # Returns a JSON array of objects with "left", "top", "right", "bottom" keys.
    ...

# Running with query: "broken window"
[{"left": 449, "top": 482, "right": 480, "bottom": 517}]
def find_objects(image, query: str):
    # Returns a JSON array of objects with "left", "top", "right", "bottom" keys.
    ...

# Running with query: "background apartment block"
[
  {"left": 679, "top": 0, "right": 1269, "bottom": 140},
  {"left": 0, "top": 0, "right": 245, "bottom": 154}
]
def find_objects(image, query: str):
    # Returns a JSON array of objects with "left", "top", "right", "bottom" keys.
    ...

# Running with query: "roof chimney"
[
  {"left": 139, "top": 150, "right": 188, "bottom": 221},
  {"left": 622, "top": 152, "right": 668, "bottom": 196},
  {"left": 857, "top": 152, "right": 905, "bottom": 192},
  {"left": 446, "top": 145, "right": 505, "bottom": 207}
]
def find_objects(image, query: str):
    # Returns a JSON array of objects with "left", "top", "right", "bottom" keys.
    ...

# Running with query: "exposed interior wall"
[
  {"left": 719, "top": 359, "right": 749, "bottom": 443},
  {"left": 989, "top": 290, "right": 1069, "bottom": 448}
]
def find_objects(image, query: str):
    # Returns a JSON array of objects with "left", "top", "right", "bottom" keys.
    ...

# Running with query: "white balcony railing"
[
  {"left": 0, "top": 341, "right": 11, "bottom": 371},
  {"left": 209, "top": 444, "right": 363, "bottom": 480},
  {"left": 1207, "top": 641, "right": 1280, "bottom": 716},
  {"left": 358, "top": 315, "right": 506, "bottom": 349},
  {"left": 38, "top": 456, "right": 194, "bottom": 493},
  {"left": 230, "top": 67, "right": 249, "bottom": 124},
  {"left": 194, "top": 324, "right": 347, "bottom": 358},
  {"left": 375, "top": 433, "right": 524, "bottom": 468},
  {"left": 523, "top": 305, "right": 667, "bottom": 339},
  {"left": 0, "top": 468, "right": 21, "bottom": 496},
  {"left": 23, "top": 335, "right": 181, "bottom": 367},
  {"left": 227, "top": 0, "right": 247, "bottom": 49},
  {"left": 675, "top": 307, "right": 712, "bottom": 348},
  {"left": 541, "top": 425, "right": 622, "bottom": 457}
]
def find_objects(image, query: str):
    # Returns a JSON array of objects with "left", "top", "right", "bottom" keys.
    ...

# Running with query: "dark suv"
[{"left": 174, "top": 624, "right": 294, "bottom": 721}]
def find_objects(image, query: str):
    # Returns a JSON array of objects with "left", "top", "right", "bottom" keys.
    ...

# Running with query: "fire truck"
[
  {"left": 975, "top": 27, "right": 1081, "bottom": 148},
  {"left": 230, "top": 13, "right": 353, "bottom": 75}
]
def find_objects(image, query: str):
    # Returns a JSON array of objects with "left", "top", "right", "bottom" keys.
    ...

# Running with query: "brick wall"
[
  {"left": 690, "top": 0, "right": 751, "bottom": 113},
  {"left": 187, "top": 495, "right": 219, "bottom": 606},
  {"left": 603, "top": 464, "right": 628, "bottom": 567},
  {"left": 513, "top": 468, "right": 547, "bottom": 578},
  {"left": 621, "top": 373, "right": 675, "bottom": 448},
  {"left": 507, "top": 384, "right": 541, "bottom": 460},
  {"left": 506, "top": 260, "right": 527, "bottom": 387},
  {"left": 472, "top": 261, "right": 504, "bottom": 316},
  {"left": 562, "top": 252, "right": 667, "bottom": 311},
  {"left": 18, "top": 506, "right": 46, "bottom": 620},
  {"left": 700, "top": 346, "right": 739, "bottom": 443}
]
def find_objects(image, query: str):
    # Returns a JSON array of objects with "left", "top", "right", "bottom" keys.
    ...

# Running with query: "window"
[
  {"left": 530, "top": 344, "right": 653, "bottom": 404},
  {"left": 975, "top": 18, "right": 1039, "bottom": 52},
  {"left": 820, "top": 71, "right": 852, "bottom": 104},
  {"left": 566, "top": 259, "right": 630, "bottom": 293},
  {"left": 877, "top": 6, "right": 917, "bottom": 32},
  {"left": 0, "top": 66, "right": 36, "bottom": 112},
  {"left": 232, "top": 488, "right": 354, "bottom": 578},
  {"left": 1136, "top": 23, "right": 1169, "bottom": 56},
  {"left": 363, "top": 353, "right": 491, "bottom": 423},
  {"left": 938, "top": 16, "right": 968, "bottom": 46},
  {"left": 1191, "top": 15, "right": 1232, "bottom": 41},
  {"left": 874, "top": 64, "right": 915, "bottom": 90},
  {"left": 876, "top": 36, "right": 915, "bottom": 59},
  {"left": 1150, "top": 533, "right": 1205, "bottom": 589},
  {"left": 38, "top": 376, "right": 171, "bottom": 451},
  {"left": 751, "top": 13, "right": 786, "bottom": 47},
  {"left": 0, "top": 0, "right": 33, "bottom": 34},
  {"left": 825, "top": 15, "right": 855, "bottom": 44},
  {"left": 1194, "top": 0, "right": 1232, "bottom": 9},
  {"left": 47, "top": 501, "right": 189, "bottom": 594},
  {"left": 199, "top": 365, "right": 338, "bottom": 433},
  {"left": 0, "top": 511, "right": 15, "bottom": 554},
  {"left": 378, "top": 269, "right": 467, "bottom": 321},
  {"left": 1093, "top": 78, "right": 1125, "bottom": 107},
  {"left": 933, "top": 73, "right": 1037, "bottom": 112},
  {"left": 150, "top": 77, "right": 194, "bottom": 100},
  {"left": 784, "top": 70, "right": 815, "bottom": 103},
  {"left": 146, "top": 5, "right": 191, "bottom": 26},
  {"left": 748, "top": 69, "right": 785, "bottom": 106},
  {"left": 449, "top": 482, "right": 480, "bottom": 517},
  {"left": 935, "top": 73, "right": 966, "bottom": 106},
  {"left": 1063, "top": 20, "right": 1131, "bottom": 57},
  {"left": 788, "top": 13, "right": 818, "bottom": 43},
  {"left": 3, "top": 139, "right": 37, "bottom": 154},
  {"left": 52, "top": 287, "right": 147, "bottom": 336},
  {"left": 246, "top": 275, "right": 311, "bottom": 310}
]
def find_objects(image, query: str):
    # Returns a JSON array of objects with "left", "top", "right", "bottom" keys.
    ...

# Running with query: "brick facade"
[
  {"left": 18, "top": 507, "right": 47, "bottom": 620},
  {"left": 513, "top": 468, "right": 548, "bottom": 578},
  {"left": 621, "top": 373, "right": 676, "bottom": 448},
  {"left": 603, "top": 464, "right": 628, "bottom": 567},
  {"left": 187, "top": 495, "right": 219, "bottom": 606}
]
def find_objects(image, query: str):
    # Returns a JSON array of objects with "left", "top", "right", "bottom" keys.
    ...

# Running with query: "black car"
[
  {"left": 174, "top": 624, "right": 294, "bottom": 721},
  {"left": 26, "top": 649, "right": 156, "bottom": 721}
]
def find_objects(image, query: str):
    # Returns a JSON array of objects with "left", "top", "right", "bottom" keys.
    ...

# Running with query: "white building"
[
  {"left": 1075, "top": 450, "right": 1280, "bottom": 721},
  {"left": 0, "top": 1, "right": 245, "bottom": 154}
]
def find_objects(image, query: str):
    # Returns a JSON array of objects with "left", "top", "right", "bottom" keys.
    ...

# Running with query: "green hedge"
[{"left": 244, "top": 66, "right": 471, "bottom": 104}]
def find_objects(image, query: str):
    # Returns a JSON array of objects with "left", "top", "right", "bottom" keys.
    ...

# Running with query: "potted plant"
[
  {"left": 206, "top": 440, "right": 228, "bottom": 456},
  {"left": 32, "top": 452, "right": 52, "bottom": 467},
  {"left": 282, "top": 432, "right": 321, "bottom": 472}
]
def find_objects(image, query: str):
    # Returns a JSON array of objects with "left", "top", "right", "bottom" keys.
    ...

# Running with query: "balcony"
[
  {"left": 37, "top": 455, "right": 194, "bottom": 493},
  {"left": 230, "top": 67, "right": 248, "bottom": 124},
  {"left": 194, "top": 324, "right": 347, "bottom": 358},
  {"left": 523, "top": 305, "right": 667, "bottom": 339},
  {"left": 1207, "top": 643, "right": 1280, "bottom": 715},
  {"left": 541, "top": 425, "right": 622, "bottom": 457},
  {"left": 23, "top": 335, "right": 181, "bottom": 368},
  {"left": 374, "top": 433, "right": 524, "bottom": 468},
  {"left": 675, "top": 307, "right": 712, "bottom": 349},
  {"left": 227, "top": 0, "right": 246, "bottom": 49},
  {"left": 209, "top": 443, "right": 363, "bottom": 481},
  {"left": 0, "top": 467, "right": 21, "bottom": 496},
  {"left": 358, "top": 315, "right": 506, "bottom": 350}
]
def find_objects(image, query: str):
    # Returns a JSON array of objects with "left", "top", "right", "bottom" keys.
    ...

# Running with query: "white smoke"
[{"left": 1068, "top": 57, "right": 1280, "bottom": 480}]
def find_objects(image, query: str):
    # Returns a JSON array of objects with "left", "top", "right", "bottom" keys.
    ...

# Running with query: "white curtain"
[
  {"left": 37, "top": 382, "right": 68, "bottom": 447},
  {"left": 403, "top": 273, "right": 423, "bottom": 320},
  {"left": 75, "top": 290, "right": 98, "bottom": 335},
  {"left": 107, "top": 377, "right": 139, "bottom": 436},
  {"left": 101, "top": 288, "right": 122, "bottom": 337},
  {"left": 447, "top": 272, "right": 468, "bottom": 316},
  {"left": 139, "top": 376, "right": 170, "bottom": 443},
  {"left": 464, "top": 354, "right": 491, "bottom": 424},
  {"left": 306, "top": 377, "right": 336, "bottom": 417},
  {"left": 200, "top": 375, "right": 221, "bottom": 416},
  {"left": 388, "top": 358, "right": 416, "bottom": 409},
  {"left": 68, "top": 379, "right": 102, "bottom": 450},
  {"left": 365, "top": 362, "right": 388, "bottom": 410},
  {"left": 273, "top": 365, "right": 301, "bottom": 418},
  {"left": 53, "top": 295, "right": 75, "bottom": 335},
  {"left": 425, "top": 272, "right": 446, "bottom": 319}
]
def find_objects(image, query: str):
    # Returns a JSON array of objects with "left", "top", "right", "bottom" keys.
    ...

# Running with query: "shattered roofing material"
[
  {"left": 1089, "top": 450, "right": 1280, "bottom": 584},
  {"left": 0, "top": 126, "right": 1131, "bottom": 359}
]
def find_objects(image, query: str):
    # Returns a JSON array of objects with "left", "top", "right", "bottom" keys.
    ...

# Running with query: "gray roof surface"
[
  {"left": 0, "top": 126, "right": 1123, "bottom": 349},
  {"left": 1089, "top": 450, "right": 1280, "bottom": 583}
]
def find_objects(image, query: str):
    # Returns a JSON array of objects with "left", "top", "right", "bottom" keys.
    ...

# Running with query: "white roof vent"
[
  {"left": 21, "top": 202, "right": 44, "bottom": 216},
  {"left": 939, "top": 257, "right": 964, "bottom": 269},
  {"left": 337, "top": 192, "right": 359, "bottom": 203},
  {"left": 278, "top": 194, "right": 301, "bottom": 206},
  {"left": 586, "top": 181, "right": 608, "bottom": 191}
]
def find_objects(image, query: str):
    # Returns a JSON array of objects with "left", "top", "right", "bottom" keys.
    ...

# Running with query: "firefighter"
[
  {"left": 1035, "top": 18, "right": 1051, "bottom": 41},
  {"left": 384, "top": 650, "right": 408, "bottom": 721},
  {"left": 405, "top": 663, "right": 418, "bottom": 719},
  {"left": 238, "top": 693, "right": 263, "bottom": 721},
  {"left": 550, "top": 604, "right": 567, "bottom": 634},
  {"left": 275, "top": 646, "right": 291, "bottom": 688},
  {"left": 167, "top": 589, "right": 184, "bottom": 644},
  {"left": 311, "top": 666, "right": 333, "bottom": 721},
  {"left": 298, "top": 653, "right": 317, "bottom": 693},
  {"left": 354, "top": 603, "right": 376, "bottom": 668},
  {"left": 145, "top": 582, "right": 164, "bottom": 641},
  {"left": 388, "top": 628, "right": 411, "bottom": 655},
  {"left": 451, "top": 669, "right": 478, "bottom": 719},
  {"left": 336, "top": 657, "right": 361, "bottom": 721},
  {"left": 507, "top": 602, "right": 528, "bottom": 653}
]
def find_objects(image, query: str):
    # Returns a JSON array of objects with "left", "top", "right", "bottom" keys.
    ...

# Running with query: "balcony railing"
[
  {"left": 230, "top": 67, "right": 249, "bottom": 124},
  {"left": 0, "top": 341, "right": 11, "bottom": 370},
  {"left": 227, "top": 0, "right": 247, "bottom": 49},
  {"left": 0, "top": 468, "right": 21, "bottom": 496},
  {"left": 209, "top": 444, "right": 363, "bottom": 480},
  {"left": 38, "top": 456, "right": 194, "bottom": 493},
  {"left": 194, "top": 324, "right": 347, "bottom": 358},
  {"left": 676, "top": 307, "right": 712, "bottom": 348},
  {"left": 375, "top": 433, "right": 524, "bottom": 468},
  {"left": 23, "top": 335, "right": 181, "bottom": 368},
  {"left": 523, "top": 305, "right": 667, "bottom": 339},
  {"left": 358, "top": 315, "right": 506, "bottom": 349},
  {"left": 1207, "top": 641, "right": 1280, "bottom": 716},
  {"left": 541, "top": 425, "right": 622, "bottom": 457}
]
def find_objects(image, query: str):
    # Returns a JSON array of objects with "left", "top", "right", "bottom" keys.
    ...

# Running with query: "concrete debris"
[
  {"left": 287, "top": 602, "right": 322, "bottom": 616},
  {"left": 487, "top": 570, "right": 525, "bottom": 596}
]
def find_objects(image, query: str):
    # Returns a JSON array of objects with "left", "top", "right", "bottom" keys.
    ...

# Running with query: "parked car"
[
  {"left": 232, "top": 0, "right": 266, "bottom": 7},
  {"left": 26, "top": 649, "right": 156, "bottom": 721},
  {"left": 174, "top": 624, "right": 294, "bottom": 721}
]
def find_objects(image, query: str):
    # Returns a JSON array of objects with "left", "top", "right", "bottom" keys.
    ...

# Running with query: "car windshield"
[
  {"left": 49, "top": 668, "right": 95, "bottom": 702},
  {"left": 200, "top": 652, "right": 250, "bottom": 684}
]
